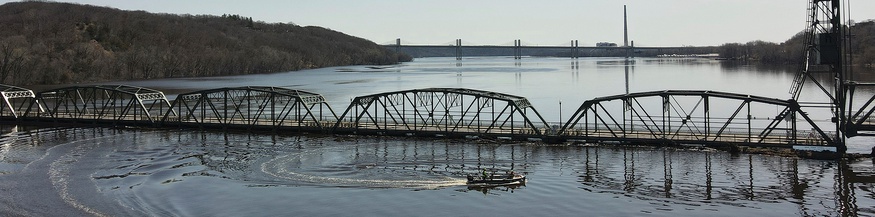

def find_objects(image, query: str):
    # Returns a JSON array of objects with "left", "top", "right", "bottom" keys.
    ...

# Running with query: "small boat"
[{"left": 466, "top": 172, "right": 526, "bottom": 186}]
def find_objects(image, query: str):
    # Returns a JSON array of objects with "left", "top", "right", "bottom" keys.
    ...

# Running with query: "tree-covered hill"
[
  {"left": 717, "top": 19, "right": 875, "bottom": 67},
  {"left": 0, "top": 1, "right": 412, "bottom": 85}
]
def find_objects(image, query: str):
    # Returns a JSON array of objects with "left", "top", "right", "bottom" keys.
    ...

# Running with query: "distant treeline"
[
  {"left": 0, "top": 1, "right": 412, "bottom": 86},
  {"left": 717, "top": 20, "right": 875, "bottom": 67}
]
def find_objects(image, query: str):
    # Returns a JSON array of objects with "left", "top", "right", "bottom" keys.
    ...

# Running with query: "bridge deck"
[{"left": 3, "top": 114, "right": 830, "bottom": 148}]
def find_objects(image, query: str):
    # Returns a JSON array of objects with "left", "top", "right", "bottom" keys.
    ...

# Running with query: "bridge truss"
[
  {"left": 162, "top": 86, "right": 337, "bottom": 131},
  {"left": 557, "top": 90, "right": 836, "bottom": 147},
  {"left": 847, "top": 82, "right": 875, "bottom": 136},
  {"left": 332, "top": 88, "right": 550, "bottom": 139},
  {"left": 1, "top": 84, "right": 39, "bottom": 118},
  {"left": 785, "top": 0, "right": 875, "bottom": 151},
  {"left": 24, "top": 85, "right": 171, "bottom": 123}
]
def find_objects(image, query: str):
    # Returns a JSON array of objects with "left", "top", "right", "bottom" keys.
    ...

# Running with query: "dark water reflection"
[{"left": 2, "top": 127, "right": 873, "bottom": 216}]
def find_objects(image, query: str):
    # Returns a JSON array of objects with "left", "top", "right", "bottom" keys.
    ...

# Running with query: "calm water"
[{"left": 3, "top": 57, "right": 875, "bottom": 216}]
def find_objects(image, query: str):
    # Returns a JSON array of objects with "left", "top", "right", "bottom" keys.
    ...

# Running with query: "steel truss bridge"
[
  {"left": 331, "top": 88, "right": 549, "bottom": 139},
  {"left": 1, "top": 0, "right": 871, "bottom": 152},
  {"left": 3, "top": 84, "right": 870, "bottom": 152},
  {"left": 163, "top": 86, "right": 337, "bottom": 131},
  {"left": 557, "top": 90, "right": 837, "bottom": 147}
]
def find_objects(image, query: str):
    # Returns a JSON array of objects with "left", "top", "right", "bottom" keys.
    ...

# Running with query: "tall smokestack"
[{"left": 624, "top": 5, "right": 628, "bottom": 48}]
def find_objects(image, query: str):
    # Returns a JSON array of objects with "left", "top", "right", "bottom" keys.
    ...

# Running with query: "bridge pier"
[
  {"left": 514, "top": 39, "right": 521, "bottom": 59},
  {"left": 455, "top": 39, "right": 462, "bottom": 60},
  {"left": 628, "top": 41, "right": 635, "bottom": 58},
  {"left": 571, "top": 40, "right": 579, "bottom": 59}
]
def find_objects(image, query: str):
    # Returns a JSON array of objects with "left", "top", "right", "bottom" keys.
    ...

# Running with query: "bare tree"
[{"left": 0, "top": 37, "right": 27, "bottom": 84}]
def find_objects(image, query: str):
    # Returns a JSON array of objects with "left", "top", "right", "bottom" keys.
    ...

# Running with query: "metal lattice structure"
[
  {"left": 558, "top": 90, "right": 835, "bottom": 147},
  {"left": 1, "top": 84, "right": 40, "bottom": 118},
  {"left": 790, "top": 0, "right": 847, "bottom": 99},
  {"left": 332, "top": 88, "right": 549, "bottom": 139},
  {"left": 788, "top": 0, "right": 849, "bottom": 150},
  {"left": 847, "top": 82, "right": 875, "bottom": 136},
  {"left": 24, "top": 85, "right": 171, "bottom": 123},
  {"left": 162, "top": 86, "right": 336, "bottom": 131}
]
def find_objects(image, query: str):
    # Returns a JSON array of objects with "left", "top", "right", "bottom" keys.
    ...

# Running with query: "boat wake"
[{"left": 261, "top": 152, "right": 467, "bottom": 189}]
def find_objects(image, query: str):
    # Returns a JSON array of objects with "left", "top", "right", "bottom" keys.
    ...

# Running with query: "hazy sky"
[{"left": 8, "top": 0, "right": 875, "bottom": 46}]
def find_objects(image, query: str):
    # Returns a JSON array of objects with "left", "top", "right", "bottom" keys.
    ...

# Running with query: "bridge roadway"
[
  {"left": 388, "top": 45, "right": 697, "bottom": 50},
  {"left": 0, "top": 84, "right": 841, "bottom": 150},
  {"left": 4, "top": 115, "right": 829, "bottom": 148},
  {"left": 387, "top": 44, "right": 717, "bottom": 59}
]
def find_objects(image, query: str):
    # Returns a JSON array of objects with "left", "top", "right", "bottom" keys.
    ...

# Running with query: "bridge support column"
[
  {"left": 514, "top": 39, "right": 521, "bottom": 59},
  {"left": 455, "top": 39, "right": 462, "bottom": 60},
  {"left": 571, "top": 40, "right": 579, "bottom": 59},
  {"left": 629, "top": 40, "right": 634, "bottom": 58}
]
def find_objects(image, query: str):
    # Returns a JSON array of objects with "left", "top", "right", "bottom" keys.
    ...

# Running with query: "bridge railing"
[
  {"left": 334, "top": 117, "right": 549, "bottom": 136},
  {"left": 560, "top": 123, "right": 832, "bottom": 146}
]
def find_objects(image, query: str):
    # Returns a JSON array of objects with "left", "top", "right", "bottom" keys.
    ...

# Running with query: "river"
[{"left": 2, "top": 56, "right": 874, "bottom": 216}]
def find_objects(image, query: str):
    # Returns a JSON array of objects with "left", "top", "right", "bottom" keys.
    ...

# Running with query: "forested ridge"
[
  {"left": 717, "top": 20, "right": 875, "bottom": 67},
  {"left": 0, "top": 1, "right": 412, "bottom": 86}
]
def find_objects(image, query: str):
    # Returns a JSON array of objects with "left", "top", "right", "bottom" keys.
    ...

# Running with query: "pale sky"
[{"left": 6, "top": 0, "right": 875, "bottom": 46}]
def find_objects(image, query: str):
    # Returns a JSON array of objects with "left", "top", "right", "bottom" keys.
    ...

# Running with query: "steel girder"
[
  {"left": 24, "top": 85, "right": 171, "bottom": 122},
  {"left": 558, "top": 90, "right": 835, "bottom": 147},
  {"left": 332, "top": 88, "right": 549, "bottom": 137},
  {"left": 162, "top": 86, "right": 337, "bottom": 130},
  {"left": 847, "top": 82, "right": 875, "bottom": 136},
  {"left": 1, "top": 84, "right": 40, "bottom": 118}
]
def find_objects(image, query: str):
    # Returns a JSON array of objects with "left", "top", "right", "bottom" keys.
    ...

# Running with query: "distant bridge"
[
  {"left": 3, "top": 84, "right": 863, "bottom": 151},
  {"left": 384, "top": 42, "right": 717, "bottom": 59},
  {"left": 389, "top": 44, "right": 698, "bottom": 51}
]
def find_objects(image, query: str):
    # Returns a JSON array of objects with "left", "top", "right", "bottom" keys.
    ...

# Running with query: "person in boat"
[{"left": 482, "top": 169, "right": 489, "bottom": 179}]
